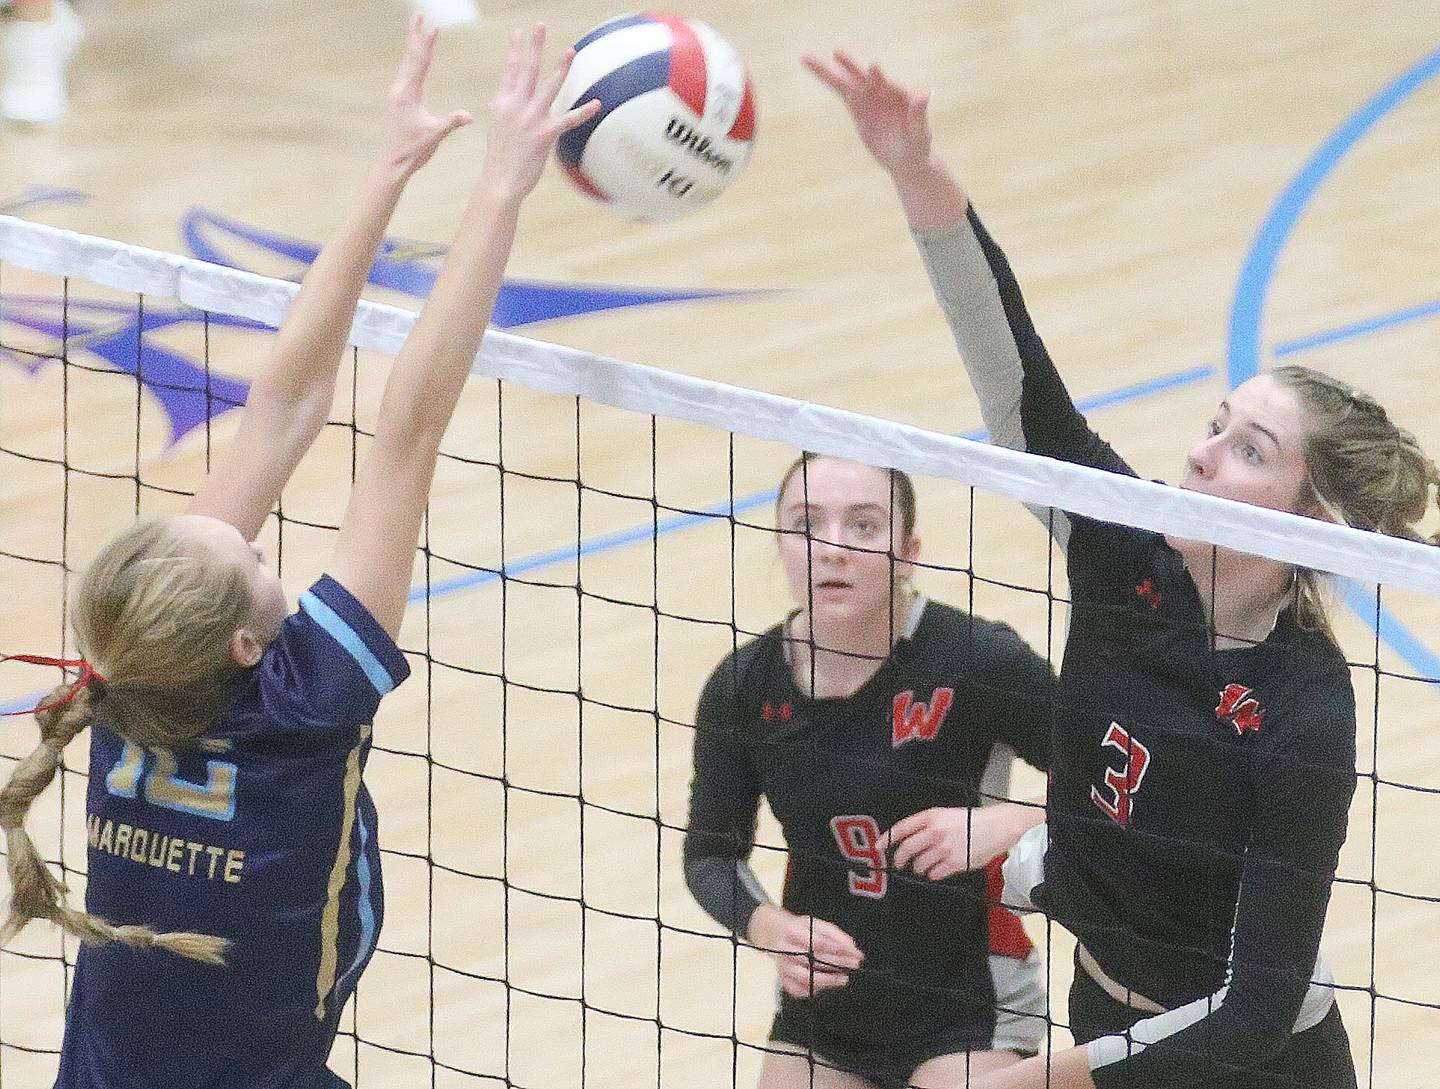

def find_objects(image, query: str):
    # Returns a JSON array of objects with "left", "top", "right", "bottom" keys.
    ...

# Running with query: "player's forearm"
[
  {"left": 375, "top": 185, "right": 521, "bottom": 450},
  {"left": 994, "top": 801, "right": 1046, "bottom": 847},
  {"left": 385, "top": 184, "right": 521, "bottom": 440},
  {"left": 890, "top": 153, "right": 970, "bottom": 232},
  {"left": 683, "top": 851, "right": 770, "bottom": 937},
  {"left": 259, "top": 162, "right": 411, "bottom": 413}
]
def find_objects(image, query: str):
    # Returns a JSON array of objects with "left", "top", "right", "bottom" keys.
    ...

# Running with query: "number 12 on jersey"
[
  {"left": 106, "top": 740, "right": 238, "bottom": 822},
  {"left": 829, "top": 814, "right": 887, "bottom": 898}
]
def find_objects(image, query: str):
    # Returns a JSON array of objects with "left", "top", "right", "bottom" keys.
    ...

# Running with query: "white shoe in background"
[
  {"left": 2, "top": 0, "right": 84, "bottom": 125},
  {"left": 410, "top": 0, "right": 479, "bottom": 30}
]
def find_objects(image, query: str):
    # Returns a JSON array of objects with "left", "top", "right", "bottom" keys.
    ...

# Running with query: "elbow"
[
  {"left": 1222, "top": 1026, "right": 1292, "bottom": 1075},
  {"left": 367, "top": 416, "right": 446, "bottom": 472},
  {"left": 681, "top": 833, "right": 713, "bottom": 887},
  {"left": 288, "top": 387, "right": 334, "bottom": 447},
  {"left": 681, "top": 853, "right": 704, "bottom": 901},
  {"left": 1214, "top": 1003, "right": 1300, "bottom": 1072}
]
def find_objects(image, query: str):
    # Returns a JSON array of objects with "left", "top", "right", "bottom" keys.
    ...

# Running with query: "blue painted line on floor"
[
  {"left": 1225, "top": 47, "right": 1440, "bottom": 689},
  {"left": 1274, "top": 298, "right": 1440, "bottom": 358}
]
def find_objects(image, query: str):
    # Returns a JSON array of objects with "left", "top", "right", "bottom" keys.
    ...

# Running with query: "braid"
[
  {"left": 0, "top": 682, "right": 229, "bottom": 966},
  {"left": 1273, "top": 365, "right": 1440, "bottom": 543},
  {"left": 1427, "top": 457, "right": 1440, "bottom": 547},
  {"left": 1267, "top": 365, "right": 1440, "bottom": 635}
]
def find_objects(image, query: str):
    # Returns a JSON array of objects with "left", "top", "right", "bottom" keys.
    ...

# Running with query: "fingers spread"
[
  {"left": 498, "top": 27, "right": 523, "bottom": 96},
  {"left": 520, "top": 22, "right": 546, "bottom": 100},
  {"left": 833, "top": 50, "right": 866, "bottom": 81},
  {"left": 802, "top": 53, "right": 848, "bottom": 93},
  {"left": 539, "top": 46, "right": 577, "bottom": 111},
  {"left": 554, "top": 97, "right": 600, "bottom": 136}
]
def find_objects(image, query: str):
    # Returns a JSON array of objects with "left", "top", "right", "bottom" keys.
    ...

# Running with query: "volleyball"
[{"left": 553, "top": 12, "right": 756, "bottom": 221}]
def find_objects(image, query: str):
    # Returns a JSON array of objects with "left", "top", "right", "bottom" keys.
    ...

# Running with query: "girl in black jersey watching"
[
  {"left": 684, "top": 452, "right": 1058, "bottom": 1089},
  {"left": 810, "top": 50, "right": 1438, "bottom": 1089}
]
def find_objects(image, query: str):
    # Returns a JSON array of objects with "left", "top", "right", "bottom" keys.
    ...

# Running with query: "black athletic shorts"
[{"left": 767, "top": 1014, "right": 996, "bottom": 1089}]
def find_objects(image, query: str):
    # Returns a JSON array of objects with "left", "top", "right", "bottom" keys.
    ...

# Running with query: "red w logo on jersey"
[
  {"left": 1216, "top": 683, "right": 1264, "bottom": 735},
  {"left": 892, "top": 688, "right": 954, "bottom": 746}
]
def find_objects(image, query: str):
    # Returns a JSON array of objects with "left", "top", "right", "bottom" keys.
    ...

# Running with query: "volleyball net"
[{"left": 1, "top": 215, "right": 1437, "bottom": 1087}]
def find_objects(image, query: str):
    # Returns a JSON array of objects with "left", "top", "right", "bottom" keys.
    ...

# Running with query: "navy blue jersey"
[{"left": 58, "top": 576, "right": 410, "bottom": 1089}]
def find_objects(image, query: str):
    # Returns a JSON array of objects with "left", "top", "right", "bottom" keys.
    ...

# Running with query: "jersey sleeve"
[
  {"left": 256, "top": 575, "right": 411, "bottom": 735},
  {"left": 682, "top": 658, "right": 770, "bottom": 937},
  {"left": 972, "top": 619, "right": 1055, "bottom": 778},
  {"left": 1088, "top": 670, "right": 1357, "bottom": 1088},
  {"left": 913, "top": 207, "right": 1139, "bottom": 548}
]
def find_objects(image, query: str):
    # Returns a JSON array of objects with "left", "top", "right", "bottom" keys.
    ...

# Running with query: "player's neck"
[
  {"left": 1180, "top": 542, "right": 1295, "bottom": 649},
  {"left": 786, "top": 595, "right": 916, "bottom": 699}
]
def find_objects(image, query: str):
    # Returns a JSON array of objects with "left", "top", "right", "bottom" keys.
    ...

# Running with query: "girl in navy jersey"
[
  {"left": 0, "top": 19, "right": 598, "bottom": 1089},
  {"left": 810, "top": 50, "right": 1440, "bottom": 1089},
  {"left": 684, "top": 452, "right": 1058, "bottom": 1089}
]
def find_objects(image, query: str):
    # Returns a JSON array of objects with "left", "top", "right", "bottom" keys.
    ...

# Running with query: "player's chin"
[{"left": 808, "top": 585, "right": 886, "bottom": 617}]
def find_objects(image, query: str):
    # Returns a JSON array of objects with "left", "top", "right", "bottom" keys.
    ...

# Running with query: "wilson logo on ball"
[
  {"left": 554, "top": 12, "right": 756, "bottom": 221},
  {"left": 663, "top": 118, "right": 736, "bottom": 174}
]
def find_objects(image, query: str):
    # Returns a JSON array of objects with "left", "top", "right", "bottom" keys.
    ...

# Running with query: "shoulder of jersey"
[
  {"left": 706, "top": 622, "right": 784, "bottom": 685},
  {"left": 912, "top": 599, "right": 1014, "bottom": 653},
  {"left": 1275, "top": 611, "right": 1350, "bottom": 682}
]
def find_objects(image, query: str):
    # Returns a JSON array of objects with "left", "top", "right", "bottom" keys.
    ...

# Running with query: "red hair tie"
[{"left": 1, "top": 654, "right": 107, "bottom": 717}]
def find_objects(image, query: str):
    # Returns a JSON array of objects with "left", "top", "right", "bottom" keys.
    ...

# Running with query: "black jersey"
[
  {"left": 916, "top": 209, "right": 1358, "bottom": 1087},
  {"left": 683, "top": 599, "right": 1053, "bottom": 1053}
]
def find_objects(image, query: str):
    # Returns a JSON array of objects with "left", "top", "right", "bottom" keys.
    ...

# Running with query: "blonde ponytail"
[
  {"left": 1271, "top": 365, "right": 1440, "bottom": 634},
  {"left": 0, "top": 681, "right": 229, "bottom": 965}
]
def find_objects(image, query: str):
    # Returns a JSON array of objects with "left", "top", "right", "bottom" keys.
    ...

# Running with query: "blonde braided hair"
[
  {"left": 0, "top": 681, "right": 229, "bottom": 964},
  {"left": 1272, "top": 365, "right": 1440, "bottom": 634}
]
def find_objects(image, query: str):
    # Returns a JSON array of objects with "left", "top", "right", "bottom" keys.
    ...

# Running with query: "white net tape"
[{"left": 3, "top": 212, "right": 1437, "bottom": 596}]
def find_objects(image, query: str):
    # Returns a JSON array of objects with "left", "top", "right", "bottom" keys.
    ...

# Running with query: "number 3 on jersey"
[
  {"left": 830, "top": 815, "right": 887, "bottom": 898},
  {"left": 106, "top": 740, "right": 238, "bottom": 821},
  {"left": 1090, "top": 722, "right": 1151, "bottom": 827}
]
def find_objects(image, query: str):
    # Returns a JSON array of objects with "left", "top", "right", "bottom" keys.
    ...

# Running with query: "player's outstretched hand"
[
  {"left": 803, "top": 50, "right": 933, "bottom": 180},
  {"left": 382, "top": 13, "right": 475, "bottom": 177},
  {"left": 881, "top": 805, "right": 1028, "bottom": 882},
  {"left": 480, "top": 23, "right": 601, "bottom": 202},
  {"left": 747, "top": 904, "right": 864, "bottom": 998}
]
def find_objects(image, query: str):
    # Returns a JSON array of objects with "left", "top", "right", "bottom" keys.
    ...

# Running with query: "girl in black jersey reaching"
[
  {"left": 810, "top": 50, "right": 1439, "bottom": 1089},
  {"left": 684, "top": 453, "right": 1058, "bottom": 1089}
]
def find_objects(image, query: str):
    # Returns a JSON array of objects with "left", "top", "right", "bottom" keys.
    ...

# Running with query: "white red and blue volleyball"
[{"left": 553, "top": 12, "right": 756, "bottom": 221}]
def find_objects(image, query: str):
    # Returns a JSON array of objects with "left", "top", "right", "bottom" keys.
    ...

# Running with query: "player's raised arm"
[
  {"left": 325, "top": 25, "right": 598, "bottom": 637},
  {"left": 187, "top": 13, "right": 472, "bottom": 541},
  {"left": 808, "top": 50, "right": 1134, "bottom": 549},
  {"left": 803, "top": 49, "right": 967, "bottom": 231}
]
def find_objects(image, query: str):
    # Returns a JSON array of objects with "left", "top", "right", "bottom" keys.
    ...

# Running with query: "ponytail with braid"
[
  {"left": 1272, "top": 365, "right": 1440, "bottom": 633},
  {"left": 0, "top": 680, "right": 229, "bottom": 965}
]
